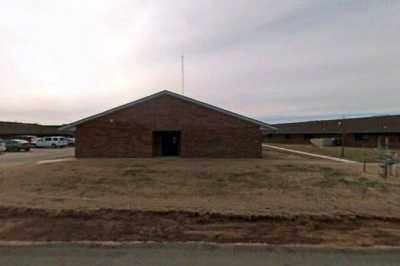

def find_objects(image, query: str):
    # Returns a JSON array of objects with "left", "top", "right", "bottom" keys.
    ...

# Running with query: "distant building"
[
  {"left": 264, "top": 115, "right": 400, "bottom": 149},
  {"left": 61, "top": 90, "right": 275, "bottom": 158},
  {"left": 0, "top": 121, "right": 73, "bottom": 139}
]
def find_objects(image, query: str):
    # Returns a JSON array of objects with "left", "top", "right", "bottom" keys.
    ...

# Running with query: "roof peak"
[{"left": 60, "top": 90, "right": 276, "bottom": 131}]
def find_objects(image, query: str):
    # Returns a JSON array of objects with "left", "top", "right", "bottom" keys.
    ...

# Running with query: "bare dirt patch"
[{"left": 0, "top": 207, "right": 400, "bottom": 247}]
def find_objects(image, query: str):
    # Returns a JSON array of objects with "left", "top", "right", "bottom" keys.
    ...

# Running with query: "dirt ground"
[
  {"left": 0, "top": 207, "right": 400, "bottom": 246},
  {"left": 1, "top": 148, "right": 400, "bottom": 246}
]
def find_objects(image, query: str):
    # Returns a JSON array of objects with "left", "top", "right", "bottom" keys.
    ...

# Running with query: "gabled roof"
[
  {"left": 60, "top": 90, "right": 276, "bottom": 131},
  {"left": 0, "top": 121, "right": 73, "bottom": 136}
]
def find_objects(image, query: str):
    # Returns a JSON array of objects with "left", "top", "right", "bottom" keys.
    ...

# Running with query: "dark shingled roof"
[
  {"left": 269, "top": 115, "right": 400, "bottom": 135},
  {"left": 0, "top": 121, "right": 74, "bottom": 137}
]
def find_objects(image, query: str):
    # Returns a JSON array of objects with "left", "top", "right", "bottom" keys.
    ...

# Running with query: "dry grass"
[
  {"left": 273, "top": 144, "right": 400, "bottom": 163},
  {"left": 0, "top": 148, "right": 400, "bottom": 218}
]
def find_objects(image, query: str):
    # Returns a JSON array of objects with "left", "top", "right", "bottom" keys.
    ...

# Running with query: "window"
[
  {"left": 354, "top": 134, "right": 369, "bottom": 141},
  {"left": 45, "top": 137, "right": 51, "bottom": 141}
]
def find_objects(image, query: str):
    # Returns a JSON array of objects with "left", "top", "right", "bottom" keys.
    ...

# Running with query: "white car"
[{"left": 36, "top": 136, "right": 68, "bottom": 148}]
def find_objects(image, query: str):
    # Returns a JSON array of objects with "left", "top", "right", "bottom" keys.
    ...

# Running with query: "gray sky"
[{"left": 0, "top": 0, "right": 399, "bottom": 124}]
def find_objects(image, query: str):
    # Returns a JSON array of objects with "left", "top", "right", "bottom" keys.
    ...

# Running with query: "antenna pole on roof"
[{"left": 181, "top": 55, "right": 185, "bottom": 95}]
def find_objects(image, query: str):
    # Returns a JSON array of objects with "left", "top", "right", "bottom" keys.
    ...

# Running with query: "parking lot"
[{"left": 0, "top": 148, "right": 74, "bottom": 167}]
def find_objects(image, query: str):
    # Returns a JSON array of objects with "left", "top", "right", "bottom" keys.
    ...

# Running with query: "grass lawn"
[
  {"left": 0, "top": 148, "right": 399, "bottom": 218},
  {"left": 272, "top": 144, "right": 400, "bottom": 163}
]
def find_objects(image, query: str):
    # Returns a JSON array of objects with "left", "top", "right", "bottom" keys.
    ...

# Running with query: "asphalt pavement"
[
  {"left": 0, "top": 148, "right": 74, "bottom": 167},
  {"left": 0, "top": 243, "right": 399, "bottom": 266}
]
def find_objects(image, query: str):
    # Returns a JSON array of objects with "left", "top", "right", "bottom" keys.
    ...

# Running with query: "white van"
[{"left": 36, "top": 136, "right": 68, "bottom": 148}]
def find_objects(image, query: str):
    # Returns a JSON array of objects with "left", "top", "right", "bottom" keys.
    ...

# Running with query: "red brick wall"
[
  {"left": 76, "top": 95, "right": 262, "bottom": 158},
  {"left": 264, "top": 134, "right": 338, "bottom": 145},
  {"left": 344, "top": 134, "right": 400, "bottom": 149},
  {"left": 264, "top": 133, "right": 400, "bottom": 149},
  {"left": 264, "top": 134, "right": 311, "bottom": 144}
]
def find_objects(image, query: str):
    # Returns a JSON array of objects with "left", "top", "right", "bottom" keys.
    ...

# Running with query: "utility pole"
[
  {"left": 340, "top": 115, "right": 345, "bottom": 158},
  {"left": 181, "top": 55, "right": 185, "bottom": 95}
]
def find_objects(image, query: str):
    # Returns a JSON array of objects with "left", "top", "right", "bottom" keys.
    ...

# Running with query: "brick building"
[
  {"left": 264, "top": 115, "right": 400, "bottom": 149},
  {"left": 61, "top": 90, "right": 275, "bottom": 158}
]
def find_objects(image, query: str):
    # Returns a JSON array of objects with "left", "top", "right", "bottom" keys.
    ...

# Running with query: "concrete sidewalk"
[
  {"left": 263, "top": 144, "right": 359, "bottom": 164},
  {"left": 37, "top": 158, "right": 76, "bottom": 165}
]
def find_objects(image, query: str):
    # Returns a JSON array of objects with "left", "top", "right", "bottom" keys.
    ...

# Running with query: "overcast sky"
[{"left": 0, "top": 0, "right": 399, "bottom": 125}]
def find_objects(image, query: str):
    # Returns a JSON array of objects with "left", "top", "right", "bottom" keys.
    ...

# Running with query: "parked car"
[
  {"left": 16, "top": 135, "right": 38, "bottom": 146},
  {"left": 36, "top": 136, "right": 68, "bottom": 148},
  {"left": 0, "top": 139, "right": 6, "bottom": 153},
  {"left": 4, "top": 139, "right": 31, "bottom": 152}
]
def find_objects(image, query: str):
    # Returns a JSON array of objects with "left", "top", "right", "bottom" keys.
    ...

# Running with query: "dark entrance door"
[{"left": 153, "top": 131, "right": 181, "bottom": 156}]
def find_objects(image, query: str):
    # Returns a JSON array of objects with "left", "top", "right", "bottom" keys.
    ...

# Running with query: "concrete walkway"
[
  {"left": 37, "top": 158, "right": 76, "bottom": 165},
  {"left": 263, "top": 144, "right": 359, "bottom": 164}
]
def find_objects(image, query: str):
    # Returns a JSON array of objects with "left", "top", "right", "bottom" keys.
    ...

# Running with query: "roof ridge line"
[{"left": 60, "top": 90, "right": 276, "bottom": 131}]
